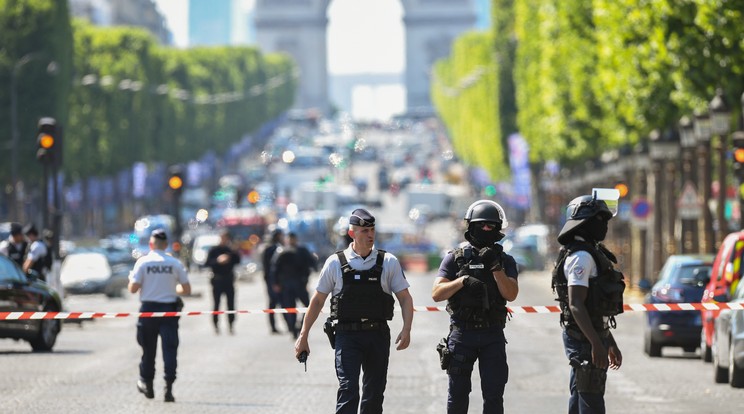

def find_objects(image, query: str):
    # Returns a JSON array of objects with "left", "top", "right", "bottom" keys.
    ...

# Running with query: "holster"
[
  {"left": 574, "top": 361, "right": 607, "bottom": 394},
  {"left": 175, "top": 297, "right": 184, "bottom": 312},
  {"left": 436, "top": 336, "right": 451, "bottom": 371},
  {"left": 323, "top": 318, "right": 336, "bottom": 349}
]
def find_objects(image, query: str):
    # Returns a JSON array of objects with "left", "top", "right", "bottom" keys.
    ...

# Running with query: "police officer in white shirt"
[
  {"left": 128, "top": 228, "right": 191, "bottom": 403},
  {"left": 294, "top": 208, "right": 414, "bottom": 414}
]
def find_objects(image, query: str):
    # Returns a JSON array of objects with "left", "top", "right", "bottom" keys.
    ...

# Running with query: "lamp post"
[
  {"left": 709, "top": 89, "right": 731, "bottom": 247},
  {"left": 694, "top": 111, "right": 714, "bottom": 253},
  {"left": 649, "top": 129, "right": 680, "bottom": 277},
  {"left": 9, "top": 52, "right": 57, "bottom": 221},
  {"left": 678, "top": 116, "right": 699, "bottom": 253}
]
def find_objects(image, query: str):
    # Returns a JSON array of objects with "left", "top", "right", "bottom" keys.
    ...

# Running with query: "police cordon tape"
[{"left": 1, "top": 302, "right": 744, "bottom": 320}]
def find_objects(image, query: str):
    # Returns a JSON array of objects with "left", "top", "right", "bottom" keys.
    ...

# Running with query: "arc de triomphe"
[{"left": 254, "top": 0, "right": 476, "bottom": 114}]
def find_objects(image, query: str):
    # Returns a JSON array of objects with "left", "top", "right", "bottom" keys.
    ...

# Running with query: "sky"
[
  {"left": 153, "top": 0, "right": 404, "bottom": 74},
  {"left": 153, "top": 0, "right": 405, "bottom": 120}
]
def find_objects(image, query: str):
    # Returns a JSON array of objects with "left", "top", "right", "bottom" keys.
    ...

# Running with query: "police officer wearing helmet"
[
  {"left": 128, "top": 229, "right": 191, "bottom": 403},
  {"left": 432, "top": 200, "right": 519, "bottom": 414},
  {"left": 551, "top": 192, "right": 625, "bottom": 414},
  {"left": 294, "top": 208, "right": 414, "bottom": 414}
]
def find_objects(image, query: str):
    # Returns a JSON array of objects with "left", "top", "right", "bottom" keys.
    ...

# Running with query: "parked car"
[
  {"left": 712, "top": 280, "right": 744, "bottom": 387},
  {"left": 0, "top": 254, "right": 63, "bottom": 351},
  {"left": 190, "top": 233, "right": 222, "bottom": 271},
  {"left": 60, "top": 251, "right": 130, "bottom": 298},
  {"left": 644, "top": 254, "right": 714, "bottom": 357},
  {"left": 701, "top": 231, "right": 744, "bottom": 362}
]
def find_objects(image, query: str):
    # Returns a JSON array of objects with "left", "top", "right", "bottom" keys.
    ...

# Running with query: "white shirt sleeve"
[
  {"left": 564, "top": 251, "right": 597, "bottom": 288},
  {"left": 382, "top": 253, "right": 410, "bottom": 294},
  {"left": 316, "top": 254, "right": 340, "bottom": 295}
]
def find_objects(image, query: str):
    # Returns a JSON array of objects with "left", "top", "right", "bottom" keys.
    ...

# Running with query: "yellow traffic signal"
[
  {"left": 39, "top": 133, "right": 55, "bottom": 149},
  {"left": 614, "top": 183, "right": 629, "bottom": 198},
  {"left": 247, "top": 190, "right": 260, "bottom": 204},
  {"left": 168, "top": 175, "right": 183, "bottom": 190},
  {"left": 735, "top": 148, "right": 744, "bottom": 164}
]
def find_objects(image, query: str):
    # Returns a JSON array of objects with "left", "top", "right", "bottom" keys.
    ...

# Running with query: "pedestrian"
[
  {"left": 261, "top": 228, "right": 284, "bottom": 334},
  {"left": 272, "top": 232, "right": 317, "bottom": 338},
  {"left": 205, "top": 229, "right": 241, "bottom": 335},
  {"left": 294, "top": 208, "right": 414, "bottom": 414},
  {"left": 551, "top": 192, "right": 625, "bottom": 414},
  {"left": 22, "top": 224, "right": 51, "bottom": 281},
  {"left": 431, "top": 200, "right": 519, "bottom": 414},
  {"left": 0, "top": 222, "right": 28, "bottom": 268},
  {"left": 128, "top": 229, "right": 191, "bottom": 403}
]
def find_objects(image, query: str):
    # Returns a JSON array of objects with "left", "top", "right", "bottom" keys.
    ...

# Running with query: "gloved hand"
[{"left": 479, "top": 246, "right": 504, "bottom": 272}]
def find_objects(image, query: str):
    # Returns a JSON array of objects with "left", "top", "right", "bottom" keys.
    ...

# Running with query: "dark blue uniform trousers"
[
  {"left": 335, "top": 328, "right": 391, "bottom": 414},
  {"left": 447, "top": 325, "right": 508, "bottom": 414},
  {"left": 211, "top": 278, "right": 235, "bottom": 328},
  {"left": 137, "top": 301, "right": 180, "bottom": 383},
  {"left": 562, "top": 330, "right": 608, "bottom": 414}
]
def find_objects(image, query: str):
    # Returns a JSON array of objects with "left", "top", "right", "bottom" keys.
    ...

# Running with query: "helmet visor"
[{"left": 591, "top": 188, "right": 619, "bottom": 217}]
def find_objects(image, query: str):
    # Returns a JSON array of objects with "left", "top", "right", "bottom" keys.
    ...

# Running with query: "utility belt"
[
  {"left": 452, "top": 319, "right": 505, "bottom": 331},
  {"left": 334, "top": 320, "right": 388, "bottom": 332},
  {"left": 565, "top": 326, "right": 609, "bottom": 341},
  {"left": 141, "top": 298, "right": 184, "bottom": 312}
]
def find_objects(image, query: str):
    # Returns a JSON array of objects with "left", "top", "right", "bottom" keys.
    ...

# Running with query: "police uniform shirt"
[
  {"left": 0, "top": 239, "right": 23, "bottom": 257},
  {"left": 26, "top": 240, "right": 48, "bottom": 264},
  {"left": 315, "top": 244, "right": 409, "bottom": 296},
  {"left": 130, "top": 250, "right": 189, "bottom": 303},
  {"left": 563, "top": 251, "right": 598, "bottom": 288}
]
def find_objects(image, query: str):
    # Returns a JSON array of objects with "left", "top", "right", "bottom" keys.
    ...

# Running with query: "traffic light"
[
  {"left": 732, "top": 132, "right": 744, "bottom": 179},
  {"left": 247, "top": 189, "right": 260, "bottom": 204},
  {"left": 36, "top": 117, "right": 59, "bottom": 166},
  {"left": 167, "top": 166, "right": 184, "bottom": 195}
]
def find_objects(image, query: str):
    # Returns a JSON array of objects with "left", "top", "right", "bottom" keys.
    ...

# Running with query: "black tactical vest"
[
  {"left": 27, "top": 241, "right": 51, "bottom": 276},
  {"left": 551, "top": 241, "right": 625, "bottom": 332},
  {"left": 7, "top": 241, "right": 28, "bottom": 267},
  {"left": 446, "top": 246, "right": 509, "bottom": 328},
  {"left": 330, "top": 250, "right": 395, "bottom": 322}
]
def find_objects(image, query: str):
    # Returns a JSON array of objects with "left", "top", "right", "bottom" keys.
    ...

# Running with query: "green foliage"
[
  {"left": 432, "top": 31, "right": 508, "bottom": 180},
  {"left": 0, "top": 0, "right": 72, "bottom": 183}
]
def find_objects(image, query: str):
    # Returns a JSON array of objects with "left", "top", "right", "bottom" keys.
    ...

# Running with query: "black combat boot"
[
  {"left": 164, "top": 381, "right": 175, "bottom": 402},
  {"left": 137, "top": 379, "right": 154, "bottom": 399}
]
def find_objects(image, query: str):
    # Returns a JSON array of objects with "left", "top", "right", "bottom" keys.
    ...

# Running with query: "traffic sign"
[
  {"left": 677, "top": 181, "right": 702, "bottom": 219},
  {"left": 631, "top": 197, "right": 651, "bottom": 228}
]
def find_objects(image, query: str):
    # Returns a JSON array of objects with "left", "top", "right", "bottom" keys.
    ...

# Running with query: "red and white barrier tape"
[{"left": 1, "top": 302, "right": 743, "bottom": 320}]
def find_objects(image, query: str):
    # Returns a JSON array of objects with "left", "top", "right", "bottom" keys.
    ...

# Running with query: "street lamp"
[
  {"left": 694, "top": 110, "right": 714, "bottom": 253},
  {"left": 9, "top": 52, "right": 58, "bottom": 221},
  {"left": 709, "top": 89, "right": 731, "bottom": 247},
  {"left": 678, "top": 116, "right": 699, "bottom": 253}
]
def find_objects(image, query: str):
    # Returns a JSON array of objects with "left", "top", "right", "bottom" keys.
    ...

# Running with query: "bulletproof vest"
[
  {"left": 28, "top": 241, "right": 51, "bottom": 275},
  {"left": 551, "top": 241, "right": 625, "bottom": 332},
  {"left": 7, "top": 241, "right": 28, "bottom": 267},
  {"left": 330, "top": 250, "right": 395, "bottom": 322},
  {"left": 446, "top": 246, "right": 509, "bottom": 328}
]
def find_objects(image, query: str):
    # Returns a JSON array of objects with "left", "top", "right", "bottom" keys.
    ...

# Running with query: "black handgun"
[
  {"left": 298, "top": 351, "right": 308, "bottom": 372},
  {"left": 569, "top": 357, "right": 590, "bottom": 370},
  {"left": 323, "top": 318, "right": 336, "bottom": 349}
]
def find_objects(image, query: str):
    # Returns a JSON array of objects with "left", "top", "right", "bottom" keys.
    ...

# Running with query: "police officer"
[
  {"left": 22, "top": 224, "right": 50, "bottom": 280},
  {"left": 272, "top": 232, "right": 317, "bottom": 338},
  {"left": 294, "top": 208, "right": 414, "bottom": 414},
  {"left": 205, "top": 229, "right": 241, "bottom": 335},
  {"left": 262, "top": 228, "right": 285, "bottom": 334},
  {"left": 128, "top": 229, "right": 191, "bottom": 403},
  {"left": 551, "top": 193, "right": 625, "bottom": 414},
  {"left": 0, "top": 222, "right": 28, "bottom": 268},
  {"left": 432, "top": 200, "right": 519, "bottom": 414}
]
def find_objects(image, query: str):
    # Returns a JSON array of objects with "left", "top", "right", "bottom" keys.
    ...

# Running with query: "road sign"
[
  {"left": 677, "top": 181, "right": 702, "bottom": 219},
  {"left": 631, "top": 197, "right": 651, "bottom": 227}
]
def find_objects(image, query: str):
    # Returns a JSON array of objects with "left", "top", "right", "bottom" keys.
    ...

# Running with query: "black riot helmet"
[
  {"left": 464, "top": 200, "right": 508, "bottom": 229},
  {"left": 557, "top": 194, "right": 614, "bottom": 245},
  {"left": 464, "top": 200, "right": 508, "bottom": 248}
]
